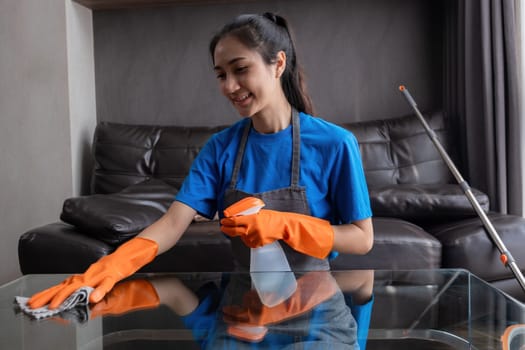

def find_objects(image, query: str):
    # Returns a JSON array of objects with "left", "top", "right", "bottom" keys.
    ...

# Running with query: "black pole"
[{"left": 399, "top": 85, "right": 525, "bottom": 294}]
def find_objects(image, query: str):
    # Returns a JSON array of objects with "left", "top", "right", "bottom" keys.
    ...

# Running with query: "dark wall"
[{"left": 94, "top": 0, "right": 444, "bottom": 126}]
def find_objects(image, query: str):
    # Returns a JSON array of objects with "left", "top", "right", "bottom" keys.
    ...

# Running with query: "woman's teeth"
[{"left": 234, "top": 94, "right": 250, "bottom": 102}]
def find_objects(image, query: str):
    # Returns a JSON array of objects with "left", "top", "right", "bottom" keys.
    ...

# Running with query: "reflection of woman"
[
  {"left": 28, "top": 12, "right": 373, "bottom": 313},
  {"left": 93, "top": 272, "right": 362, "bottom": 348},
  {"left": 335, "top": 270, "right": 375, "bottom": 350},
  {"left": 216, "top": 272, "right": 357, "bottom": 347}
]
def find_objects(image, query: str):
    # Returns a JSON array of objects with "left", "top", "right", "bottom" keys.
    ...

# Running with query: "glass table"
[{"left": 1, "top": 269, "right": 524, "bottom": 349}]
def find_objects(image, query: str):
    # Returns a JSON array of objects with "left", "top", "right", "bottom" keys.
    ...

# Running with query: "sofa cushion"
[
  {"left": 369, "top": 184, "right": 489, "bottom": 222},
  {"left": 330, "top": 217, "right": 442, "bottom": 270},
  {"left": 427, "top": 213, "right": 525, "bottom": 282},
  {"left": 141, "top": 220, "right": 234, "bottom": 273},
  {"left": 61, "top": 179, "right": 177, "bottom": 245}
]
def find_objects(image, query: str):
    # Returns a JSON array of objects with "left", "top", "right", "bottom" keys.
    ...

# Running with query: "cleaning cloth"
[{"left": 14, "top": 286, "right": 93, "bottom": 321}]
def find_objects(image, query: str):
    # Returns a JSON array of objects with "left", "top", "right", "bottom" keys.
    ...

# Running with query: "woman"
[{"left": 28, "top": 12, "right": 373, "bottom": 310}]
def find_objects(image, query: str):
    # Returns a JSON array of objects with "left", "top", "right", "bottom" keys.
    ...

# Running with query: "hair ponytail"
[{"left": 209, "top": 13, "right": 314, "bottom": 115}]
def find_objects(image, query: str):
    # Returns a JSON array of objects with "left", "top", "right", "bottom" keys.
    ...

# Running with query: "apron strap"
[
  {"left": 229, "top": 119, "right": 251, "bottom": 190},
  {"left": 291, "top": 108, "right": 301, "bottom": 189},
  {"left": 229, "top": 108, "right": 301, "bottom": 189}
]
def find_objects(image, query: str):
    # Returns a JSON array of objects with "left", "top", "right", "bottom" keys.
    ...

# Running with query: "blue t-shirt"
[{"left": 175, "top": 112, "right": 372, "bottom": 224}]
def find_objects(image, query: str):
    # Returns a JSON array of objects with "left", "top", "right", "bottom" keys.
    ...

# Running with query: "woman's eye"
[
  {"left": 235, "top": 66, "right": 247, "bottom": 73},
  {"left": 216, "top": 73, "right": 226, "bottom": 80}
]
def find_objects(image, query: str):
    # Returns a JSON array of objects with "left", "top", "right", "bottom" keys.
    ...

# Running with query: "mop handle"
[{"left": 399, "top": 85, "right": 525, "bottom": 294}]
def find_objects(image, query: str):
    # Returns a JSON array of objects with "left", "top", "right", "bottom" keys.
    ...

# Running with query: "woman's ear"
[{"left": 275, "top": 51, "right": 287, "bottom": 78}]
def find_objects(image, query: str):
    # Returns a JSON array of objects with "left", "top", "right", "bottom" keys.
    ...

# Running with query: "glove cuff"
[
  {"left": 285, "top": 217, "right": 334, "bottom": 259},
  {"left": 109, "top": 237, "right": 159, "bottom": 278}
]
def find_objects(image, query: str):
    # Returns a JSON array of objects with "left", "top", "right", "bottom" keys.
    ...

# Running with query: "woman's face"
[{"left": 213, "top": 35, "right": 284, "bottom": 118}]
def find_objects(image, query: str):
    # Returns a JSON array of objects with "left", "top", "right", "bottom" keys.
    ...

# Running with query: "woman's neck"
[{"left": 251, "top": 98, "right": 292, "bottom": 134}]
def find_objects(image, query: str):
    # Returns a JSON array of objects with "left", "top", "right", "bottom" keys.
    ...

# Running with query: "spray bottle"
[{"left": 224, "top": 197, "right": 297, "bottom": 307}]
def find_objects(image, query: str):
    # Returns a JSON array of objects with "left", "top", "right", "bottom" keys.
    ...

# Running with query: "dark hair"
[{"left": 209, "top": 12, "right": 313, "bottom": 115}]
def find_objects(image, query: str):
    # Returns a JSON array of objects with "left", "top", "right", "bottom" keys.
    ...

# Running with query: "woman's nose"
[{"left": 222, "top": 76, "right": 240, "bottom": 94}]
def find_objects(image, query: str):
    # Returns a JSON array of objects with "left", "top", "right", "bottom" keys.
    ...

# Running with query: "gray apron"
[{"left": 223, "top": 108, "right": 330, "bottom": 272}]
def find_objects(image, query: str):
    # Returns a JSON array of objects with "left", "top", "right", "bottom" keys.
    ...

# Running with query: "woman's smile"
[{"left": 231, "top": 92, "right": 253, "bottom": 107}]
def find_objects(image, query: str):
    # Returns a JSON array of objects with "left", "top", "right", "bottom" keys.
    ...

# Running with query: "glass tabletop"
[{"left": 1, "top": 269, "right": 524, "bottom": 349}]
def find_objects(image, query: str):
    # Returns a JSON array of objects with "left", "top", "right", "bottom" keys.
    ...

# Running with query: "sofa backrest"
[
  {"left": 91, "top": 111, "right": 454, "bottom": 194},
  {"left": 91, "top": 123, "right": 228, "bottom": 194},
  {"left": 341, "top": 111, "right": 454, "bottom": 188}
]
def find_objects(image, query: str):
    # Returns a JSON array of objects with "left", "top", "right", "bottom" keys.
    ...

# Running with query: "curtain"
[{"left": 444, "top": 0, "right": 523, "bottom": 215}]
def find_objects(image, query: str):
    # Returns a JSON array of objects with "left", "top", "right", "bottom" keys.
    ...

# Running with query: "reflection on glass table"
[{"left": 1, "top": 269, "right": 524, "bottom": 350}]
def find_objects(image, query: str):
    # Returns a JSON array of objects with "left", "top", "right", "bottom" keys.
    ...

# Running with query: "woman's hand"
[
  {"left": 221, "top": 205, "right": 334, "bottom": 259},
  {"left": 28, "top": 237, "right": 158, "bottom": 310}
]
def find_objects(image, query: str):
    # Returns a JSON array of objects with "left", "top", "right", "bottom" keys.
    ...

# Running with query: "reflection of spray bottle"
[
  {"left": 501, "top": 324, "right": 525, "bottom": 350},
  {"left": 223, "top": 197, "right": 297, "bottom": 307}
]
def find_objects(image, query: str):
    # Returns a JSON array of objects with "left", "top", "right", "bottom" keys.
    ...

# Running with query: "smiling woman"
[{"left": 201, "top": 12, "right": 373, "bottom": 262}]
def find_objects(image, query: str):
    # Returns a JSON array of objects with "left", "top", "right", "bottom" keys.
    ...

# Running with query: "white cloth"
[{"left": 15, "top": 286, "right": 93, "bottom": 320}]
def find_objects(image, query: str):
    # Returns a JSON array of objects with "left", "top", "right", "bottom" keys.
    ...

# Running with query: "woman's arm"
[
  {"left": 332, "top": 218, "right": 374, "bottom": 255},
  {"left": 150, "top": 276, "right": 199, "bottom": 316},
  {"left": 139, "top": 200, "right": 197, "bottom": 255},
  {"left": 28, "top": 200, "right": 198, "bottom": 309}
]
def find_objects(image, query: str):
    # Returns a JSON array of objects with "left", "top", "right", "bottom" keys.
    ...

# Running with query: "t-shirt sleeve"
[
  {"left": 175, "top": 137, "right": 219, "bottom": 219},
  {"left": 330, "top": 132, "right": 372, "bottom": 223}
]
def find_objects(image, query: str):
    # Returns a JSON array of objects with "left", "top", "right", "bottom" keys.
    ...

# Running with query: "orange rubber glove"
[
  {"left": 28, "top": 237, "right": 158, "bottom": 310},
  {"left": 223, "top": 271, "right": 339, "bottom": 342},
  {"left": 90, "top": 279, "right": 160, "bottom": 319},
  {"left": 221, "top": 199, "right": 334, "bottom": 259}
]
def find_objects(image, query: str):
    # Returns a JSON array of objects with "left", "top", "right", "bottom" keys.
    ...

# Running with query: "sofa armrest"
[
  {"left": 18, "top": 221, "right": 235, "bottom": 274},
  {"left": 18, "top": 222, "right": 113, "bottom": 274}
]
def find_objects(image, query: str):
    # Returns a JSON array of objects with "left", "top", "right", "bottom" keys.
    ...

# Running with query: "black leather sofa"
[{"left": 18, "top": 111, "right": 525, "bottom": 301}]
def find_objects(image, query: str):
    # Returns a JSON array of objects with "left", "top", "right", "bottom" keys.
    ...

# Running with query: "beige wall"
[
  {"left": 66, "top": 1, "right": 97, "bottom": 195},
  {"left": 0, "top": 0, "right": 96, "bottom": 284}
]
